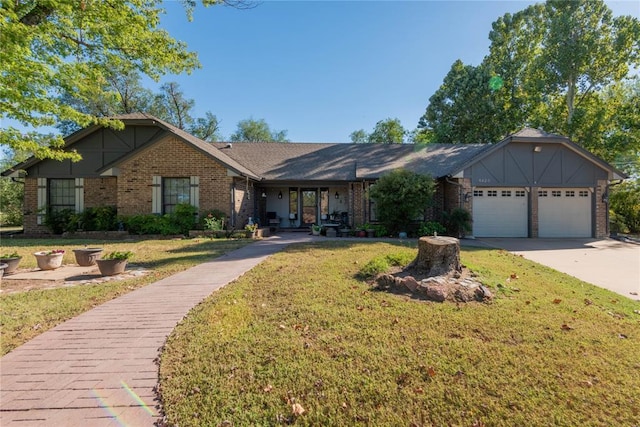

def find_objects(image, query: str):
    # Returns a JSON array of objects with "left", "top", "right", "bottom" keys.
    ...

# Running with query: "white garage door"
[
  {"left": 473, "top": 188, "right": 528, "bottom": 237},
  {"left": 538, "top": 188, "right": 592, "bottom": 237}
]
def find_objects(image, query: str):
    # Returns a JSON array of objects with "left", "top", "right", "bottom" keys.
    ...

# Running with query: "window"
[
  {"left": 501, "top": 190, "right": 512, "bottom": 197},
  {"left": 163, "top": 178, "right": 190, "bottom": 214},
  {"left": 49, "top": 179, "right": 75, "bottom": 213},
  {"left": 566, "top": 190, "right": 575, "bottom": 197},
  {"left": 488, "top": 190, "right": 497, "bottom": 197},
  {"left": 539, "top": 190, "right": 548, "bottom": 197},
  {"left": 473, "top": 190, "right": 483, "bottom": 197},
  {"left": 552, "top": 190, "right": 561, "bottom": 197},
  {"left": 320, "top": 188, "right": 329, "bottom": 220},
  {"left": 515, "top": 190, "right": 526, "bottom": 197},
  {"left": 579, "top": 190, "right": 589, "bottom": 197},
  {"left": 289, "top": 188, "right": 298, "bottom": 219}
]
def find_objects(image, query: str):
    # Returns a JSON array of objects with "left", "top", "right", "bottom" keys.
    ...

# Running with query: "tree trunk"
[{"left": 412, "top": 236, "right": 462, "bottom": 277}]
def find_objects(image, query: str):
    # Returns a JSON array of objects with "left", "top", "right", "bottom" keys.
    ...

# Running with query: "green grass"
[
  {"left": 0, "top": 237, "right": 250, "bottom": 355},
  {"left": 159, "top": 241, "right": 640, "bottom": 426}
]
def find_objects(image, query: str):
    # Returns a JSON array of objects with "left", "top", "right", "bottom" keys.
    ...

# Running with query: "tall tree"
[
  {"left": 417, "top": 60, "right": 512, "bottom": 144},
  {"left": 417, "top": 0, "right": 640, "bottom": 172},
  {"left": 0, "top": 0, "right": 245, "bottom": 161},
  {"left": 151, "top": 82, "right": 195, "bottom": 130},
  {"left": 350, "top": 118, "right": 407, "bottom": 144},
  {"left": 230, "top": 118, "right": 289, "bottom": 142}
]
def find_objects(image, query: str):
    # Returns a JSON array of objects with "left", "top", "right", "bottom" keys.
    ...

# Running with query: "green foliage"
[
  {"left": 358, "top": 251, "right": 413, "bottom": 279},
  {"left": 609, "top": 180, "right": 640, "bottom": 233},
  {"left": 102, "top": 251, "right": 133, "bottom": 261},
  {"left": 0, "top": 251, "right": 20, "bottom": 259},
  {"left": 371, "top": 224, "right": 389, "bottom": 237},
  {"left": 120, "top": 204, "right": 196, "bottom": 236},
  {"left": 229, "top": 118, "right": 289, "bottom": 142},
  {"left": 442, "top": 208, "right": 472, "bottom": 238},
  {"left": 0, "top": 177, "right": 23, "bottom": 226},
  {"left": 77, "top": 206, "right": 118, "bottom": 231},
  {"left": 1, "top": 0, "right": 204, "bottom": 160},
  {"left": 44, "top": 209, "right": 79, "bottom": 234},
  {"left": 350, "top": 118, "right": 407, "bottom": 144},
  {"left": 418, "top": 221, "right": 446, "bottom": 237},
  {"left": 417, "top": 0, "right": 640, "bottom": 174},
  {"left": 369, "top": 169, "right": 435, "bottom": 234}
]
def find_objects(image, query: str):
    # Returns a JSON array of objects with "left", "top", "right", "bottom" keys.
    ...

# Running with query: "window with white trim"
[
  {"left": 488, "top": 190, "right": 497, "bottom": 197},
  {"left": 501, "top": 190, "right": 512, "bottom": 197},
  {"left": 552, "top": 190, "right": 562, "bottom": 197},
  {"left": 579, "top": 190, "right": 589, "bottom": 197},
  {"left": 515, "top": 190, "right": 526, "bottom": 197},
  {"left": 473, "top": 190, "right": 483, "bottom": 197},
  {"left": 539, "top": 190, "right": 548, "bottom": 197},
  {"left": 565, "top": 190, "right": 575, "bottom": 197}
]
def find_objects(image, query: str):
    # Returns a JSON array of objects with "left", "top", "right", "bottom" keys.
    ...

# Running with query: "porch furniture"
[{"left": 267, "top": 212, "right": 280, "bottom": 232}]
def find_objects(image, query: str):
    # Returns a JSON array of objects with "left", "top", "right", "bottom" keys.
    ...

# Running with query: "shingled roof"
[{"left": 211, "top": 142, "right": 489, "bottom": 181}]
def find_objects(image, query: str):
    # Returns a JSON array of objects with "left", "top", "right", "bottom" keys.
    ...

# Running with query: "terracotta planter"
[
  {"left": 0, "top": 257, "right": 21, "bottom": 275},
  {"left": 96, "top": 259, "right": 128, "bottom": 276},
  {"left": 34, "top": 252, "right": 64, "bottom": 270},
  {"left": 73, "top": 248, "right": 103, "bottom": 266}
]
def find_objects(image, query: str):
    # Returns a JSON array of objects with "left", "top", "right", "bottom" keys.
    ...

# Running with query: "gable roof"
[
  {"left": 211, "top": 142, "right": 489, "bottom": 181},
  {"left": 2, "top": 113, "right": 260, "bottom": 180},
  {"left": 449, "top": 127, "right": 628, "bottom": 180}
]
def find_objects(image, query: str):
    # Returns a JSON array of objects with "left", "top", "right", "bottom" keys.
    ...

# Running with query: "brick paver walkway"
[{"left": 1, "top": 233, "right": 312, "bottom": 426}]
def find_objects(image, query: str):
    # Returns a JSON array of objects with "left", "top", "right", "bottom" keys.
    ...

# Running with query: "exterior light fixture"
[
  {"left": 278, "top": 191, "right": 283, "bottom": 199},
  {"left": 261, "top": 192, "right": 267, "bottom": 198},
  {"left": 533, "top": 146, "right": 542, "bottom": 153},
  {"left": 335, "top": 191, "right": 339, "bottom": 199}
]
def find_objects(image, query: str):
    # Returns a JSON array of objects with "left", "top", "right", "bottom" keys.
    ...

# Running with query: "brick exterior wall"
[
  {"left": 84, "top": 177, "right": 118, "bottom": 208},
  {"left": 595, "top": 180, "right": 608, "bottom": 238},
  {"left": 117, "top": 136, "right": 234, "bottom": 217},
  {"left": 23, "top": 178, "right": 42, "bottom": 234},
  {"left": 232, "top": 177, "right": 253, "bottom": 229},
  {"left": 530, "top": 188, "right": 539, "bottom": 238}
]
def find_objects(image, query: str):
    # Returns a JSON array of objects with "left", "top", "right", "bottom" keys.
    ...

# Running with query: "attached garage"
[
  {"left": 538, "top": 188, "right": 592, "bottom": 237},
  {"left": 472, "top": 187, "right": 528, "bottom": 237}
]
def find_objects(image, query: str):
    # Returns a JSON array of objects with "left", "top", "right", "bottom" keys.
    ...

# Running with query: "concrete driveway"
[{"left": 469, "top": 238, "right": 640, "bottom": 301}]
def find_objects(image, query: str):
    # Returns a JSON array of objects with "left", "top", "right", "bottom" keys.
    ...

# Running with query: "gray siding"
[
  {"left": 466, "top": 142, "right": 608, "bottom": 187},
  {"left": 25, "top": 125, "right": 164, "bottom": 178}
]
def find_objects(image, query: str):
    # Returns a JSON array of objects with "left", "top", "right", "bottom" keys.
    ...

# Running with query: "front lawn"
[
  {"left": 159, "top": 241, "right": 640, "bottom": 426},
  {"left": 0, "top": 237, "right": 250, "bottom": 355}
]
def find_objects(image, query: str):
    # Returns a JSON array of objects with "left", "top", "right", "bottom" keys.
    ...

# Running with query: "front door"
[{"left": 301, "top": 189, "right": 317, "bottom": 226}]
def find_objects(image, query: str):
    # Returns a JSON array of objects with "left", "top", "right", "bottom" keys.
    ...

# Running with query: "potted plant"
[
  {"left": 244, "top": 223, "right": 258, "bottom": 238},
  {"left": 0, "top": 251, "right": 22, "bottom": 275},
  {"left": 33, "top": 249, "right": 65, "bottom": 270},
  {"left": 73, "top": 247, "right": 104, "bottom": 266},
  {"left": 96, "top": 251, "right": 133, "bottom": 276},
  {"left": 311, "top": 224, "right": 322, "bottom": 236}
]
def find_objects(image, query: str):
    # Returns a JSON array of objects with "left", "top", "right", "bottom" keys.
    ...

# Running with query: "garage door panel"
[
  {"left": 473, "top": 188, "right": 528, "bottom": 237},
  {"left": 538, "top": 188, "right": 591, "bottom": 238}
]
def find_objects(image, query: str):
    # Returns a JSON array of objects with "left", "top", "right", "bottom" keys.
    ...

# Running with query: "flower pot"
[
  {"left": 0, "top": 256, "right": 21, "bottom": 275},
  {"left": 366, "top": 229, "right": 375, "bottom": 238},
  {"left": 34, "top": 252, "right": 64, "bottom": 270},
  {"left": 96, "top": 259, "right": 128, "bottom": 276},
  {"left": 357, "top": 230, "right": 366, "bottom": 237},
  {"left": 73, "top": 248, "right": 103, "bottom": 266},
  {"left": 0, "top": 263, "right": 8, "bottom": 279}
]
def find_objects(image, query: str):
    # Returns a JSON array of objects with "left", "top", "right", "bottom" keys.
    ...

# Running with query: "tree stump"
[{"left": 412, "top": 236, "right": 462, "bottom": 277}]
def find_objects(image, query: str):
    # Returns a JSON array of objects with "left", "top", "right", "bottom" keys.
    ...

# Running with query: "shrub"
[
  {"left": 120, "top": 204, "right": 198, "bottom": 236},
  {"left": 102, "top": 251, "right": 133, "bottom": 260},
  {"left": 78, "top": 206, "right": 118, "bottom": 231},
  {"left": 609, "top": 180, "right": 640, "bottom": 234},
  {"left": 443, "top": 208, "right": 472, "bottom": 238},
  {"left": 369, "top": 169, "right": 435, "bottom": 234},
  {"left": 44, "top": 208, "right": 79, "bottom": 234},
  {"left": 418, "top": 221, "right": 446, "bottom": 237}
]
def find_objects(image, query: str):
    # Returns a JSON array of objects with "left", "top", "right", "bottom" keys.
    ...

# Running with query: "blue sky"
[
  {"left": 2, "top": 1, "right": 638, "bottom": 148},
  {"left": 154, "top": 0, "right": 639, "bottom": 142}
]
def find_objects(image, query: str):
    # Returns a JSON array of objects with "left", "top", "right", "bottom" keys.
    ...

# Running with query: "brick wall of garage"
[
  {"left": 85, "top": 177, "right": 118, "bottom": 208},
  {"left": 596, "top": 180, "right": 608, "bottom": 238},
  {"left": 117, "top": 136, "right": 233, "bottom": 217}
]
